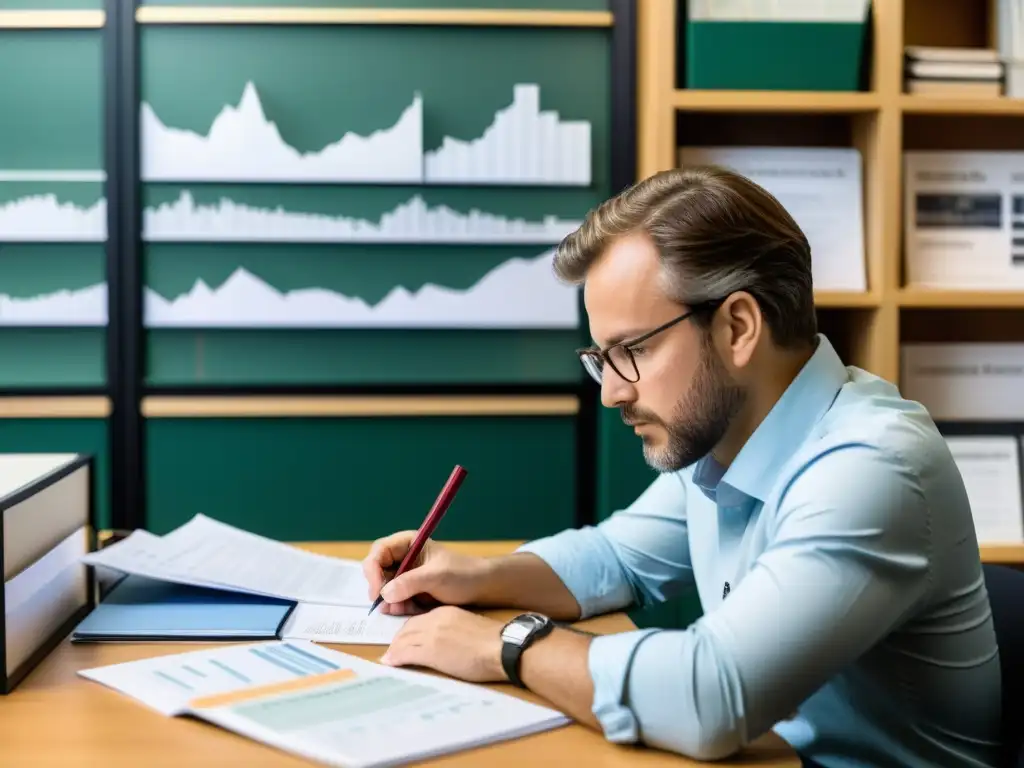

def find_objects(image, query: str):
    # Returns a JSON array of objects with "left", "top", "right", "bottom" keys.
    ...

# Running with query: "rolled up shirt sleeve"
[
  {"left": 579, "top": 444, "right": 934, "bottom": 761},
  {"left": 517, "top": 470, "right": 695, "bottom": 619}
]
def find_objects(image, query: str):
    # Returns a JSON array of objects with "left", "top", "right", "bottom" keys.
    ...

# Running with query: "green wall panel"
[
  {"left": 0, "top": 418, "right": 110, "bottom": 528},
  {"left": 140, "top": 24, "right": 608, "bottom": 384},
  {"left": 597, "top": 406, "right": 704, "bottom": 630},
  {"left": 0, "top": 30, "right": 101, "bottom": 170},
  {"left": 0, "top": 330, "right": 105, "bottom": 387},
  {"left": 146, "top": 415, "right": 577, "bottom": 541},
  {"left": 147, "top": 329, "right": 580, "bottom": 386},
  {"left": 0, "top": 31, "right": 106, "bottom": 383}
]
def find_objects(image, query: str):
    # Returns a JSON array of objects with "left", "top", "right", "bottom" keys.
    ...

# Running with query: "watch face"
[{"left": 502, "top": 613, "right": 550, "bottom": 646}]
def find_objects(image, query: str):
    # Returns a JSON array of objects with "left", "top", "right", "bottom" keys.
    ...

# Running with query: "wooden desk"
[{"left": 0, "top": 541, "right": 799, "bottom": 767}]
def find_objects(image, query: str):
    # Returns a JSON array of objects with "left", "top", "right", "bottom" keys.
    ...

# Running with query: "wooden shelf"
[
  {"left": 0, "top": 9, "right": 104, "bottom": 28},
  {"left": 135, "top": 6, "right": 612, "bottom": 26},
  {"left": 815, "top": 291, "right": 882, "bottom": 308},
  {"left": 981, "top": 544, "right": 1024, "bottom": 565},
  {"left": 672, "top": 89, "right": 881, "bottom": 113},
  {"left": 900, "top": 95, "right": 1024, "bottom": 116},
  {"left": 898, "top": 289, "right": 1024, "bottom": 308},
  {"left": 141, "top": 395, "right": 580, "bottom": 418},
  {"left": 0, "top": 396, "right": 110, "bottom": 419}
]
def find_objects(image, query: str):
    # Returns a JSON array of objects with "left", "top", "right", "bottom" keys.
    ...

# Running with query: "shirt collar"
[{"left": 692, "top": 334, "right": 848, "bottom": 505}]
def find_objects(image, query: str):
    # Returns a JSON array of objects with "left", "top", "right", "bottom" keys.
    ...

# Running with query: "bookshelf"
[{"left": 635, "top": 0, "right": 1024, "bottom": 565}]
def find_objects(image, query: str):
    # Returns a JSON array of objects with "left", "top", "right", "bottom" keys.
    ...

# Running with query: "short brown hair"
[{"left": 554, "top": 165, "right": 817, "bottom": 349}]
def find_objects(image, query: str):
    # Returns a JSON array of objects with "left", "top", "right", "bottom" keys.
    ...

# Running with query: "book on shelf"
[
  {"left": 903, "top": 150, "right": 1024, "bottom": 289},
  {"left": 1, "top": 453, "right": 97, "bottom": 694},
  {"left": 904, "top": 46, "right": 1004, "bottom": 98},
  {"left": 993, "top": 0, "right": 1024, "bottom": 96}
]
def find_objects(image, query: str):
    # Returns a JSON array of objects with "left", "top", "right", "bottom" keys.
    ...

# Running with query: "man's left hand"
[{"left": 380, "top": 605, "right": 507, "bottom": 683}]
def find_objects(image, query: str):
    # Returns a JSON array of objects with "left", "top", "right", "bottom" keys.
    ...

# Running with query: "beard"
[{"left": 622, "top": 337, "right": 747, "bottom": 472}]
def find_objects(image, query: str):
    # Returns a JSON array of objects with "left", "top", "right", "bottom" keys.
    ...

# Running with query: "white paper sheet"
[
  {"left": 945, "top": 436, "right": 1024, "bottom": 544},
  {"left": 280, "top": 603, "right": 408, "bottom": 645},
  {"left": 677, "top": 146, "right": 867, "bottom": 292},
  {"left": 80, "top": 639, "right": 571, "bottom": 768},
  {"left": 82, "top": 514, "right": 371, "bottom": 606},
  {"left": 687, "top": 0, "right": 870, "bottom": 23}
]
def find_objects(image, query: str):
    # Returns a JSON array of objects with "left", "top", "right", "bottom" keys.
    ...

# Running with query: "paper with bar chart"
[
  {"left": 141, "top": 82, "right": 590, "bottom": 186},
  {"left": 80, "top": 640, "right": 570, "bottom": 767},
  {"left": 424, "top": 83, "right": 590, "bottom": 186},
  {"left": 143, "top": 247, "right": 579, "bottom": 329},
  {"left": 77, "top": 640, "right": 356, "bottom": 716},
  {"left": 0, "top": 176, "right": 106, "bottom": 242}
]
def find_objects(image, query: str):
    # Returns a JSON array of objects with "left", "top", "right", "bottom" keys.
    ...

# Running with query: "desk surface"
[{"left": 0, "top": 540, "right": 799, "bottom": 767}]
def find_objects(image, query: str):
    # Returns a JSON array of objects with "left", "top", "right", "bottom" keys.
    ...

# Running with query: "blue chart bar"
[
  {"left": 154, "top": 670, "right": 193, "bottom": 691},
  {"left": 210, "top": 659, "right": 251, "bottom": 683},
  {"left": 250, "top": 647, "right": 309, "bottom": 677},
  {"left": 282, "top": 643, "right": 340, "bottom": 672}
]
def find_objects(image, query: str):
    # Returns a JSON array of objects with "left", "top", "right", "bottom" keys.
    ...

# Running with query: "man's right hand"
[{"left": 361, "top": 531, "right": 492, "bottom": 615}]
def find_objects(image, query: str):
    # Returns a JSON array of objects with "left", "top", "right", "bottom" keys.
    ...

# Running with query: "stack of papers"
[
  {"left": 904, "top": 47, "right": 1004, "bottom": 98},
  {"left": 80, "top": 514, "right": 408, "bottom": 645},
  {"left": 686, "top": 0, "right": 870, "bottom": 23},
  {"left": 79, "top": 639, "right": 570, "bottom": 767}
]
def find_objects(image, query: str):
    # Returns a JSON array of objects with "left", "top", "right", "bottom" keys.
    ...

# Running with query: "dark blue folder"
[{"left": 71, "top": 574, "right": 296, "bottom": 642}]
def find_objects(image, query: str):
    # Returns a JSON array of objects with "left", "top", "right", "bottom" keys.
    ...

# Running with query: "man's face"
[{"left": 583, "top": 232, "right": 746, "bottom": 472}]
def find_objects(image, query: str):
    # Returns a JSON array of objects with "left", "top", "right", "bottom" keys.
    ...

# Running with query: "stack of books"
[{"left": 904, "top": 46, "right": 1004, "bottom": 98}]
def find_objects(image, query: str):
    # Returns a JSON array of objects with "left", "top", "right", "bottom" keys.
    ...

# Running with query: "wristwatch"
[{"left": 500, "top": 612, "right": 555, "bottom": 688}]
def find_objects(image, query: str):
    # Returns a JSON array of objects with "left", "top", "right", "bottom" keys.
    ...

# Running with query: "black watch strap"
[
  {"left": 500, "top": 614, "right": 555, "bottom": 689},
  {"left": 501, "top": 640, "right": 527, "bottom": 688}
]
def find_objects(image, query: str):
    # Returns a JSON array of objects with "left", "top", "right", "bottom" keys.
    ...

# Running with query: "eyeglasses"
[{"left": 576, "top": 299, "right": 724, "bottom": 384}]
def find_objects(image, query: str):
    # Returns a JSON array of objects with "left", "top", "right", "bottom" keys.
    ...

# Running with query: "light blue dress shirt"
[{"left": 519, "top": 334, "right": 1002, "bottom": 767}]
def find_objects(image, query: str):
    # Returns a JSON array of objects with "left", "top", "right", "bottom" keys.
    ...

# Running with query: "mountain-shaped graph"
[
  {"left": 141, "top": 82, "right": 591, "bottom": 186},
  {"left": 144, "top": 249, "right": 578, "bottom": 329},
  {"left": 143, "top": 191, "right": 581, "bottom": 243},
  {"left": 141, "top": 82, "right": 424, "bottom": 183},
  {"left": 0, "top": 283, "right": 107, "bottom": 326},
  {"left": 0, "top": 193, "right": 106, "bottom": 241},
  {"left": 425, "top": 84, "right": 590, "bottom": 186}
]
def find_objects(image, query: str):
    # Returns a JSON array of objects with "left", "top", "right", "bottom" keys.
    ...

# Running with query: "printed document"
[
  {"left": 677, "top": 146, "right": 867, "bottom": 292},
  {"left": 279, "top": 603, "right": 408, "bottom": 645},
  {"left": 945, "top": 436, "right": 1024, "bottom": 543},
  {"left": 82, "top": 514, "right": 371, "bottom": 606},
  {"left": 79, "top": 640, "right": 570, "bottom": 767}
]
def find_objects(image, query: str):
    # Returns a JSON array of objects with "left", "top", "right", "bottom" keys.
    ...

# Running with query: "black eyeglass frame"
[{"left": 576, "top": 297, "right": 727, "bottom": 383}]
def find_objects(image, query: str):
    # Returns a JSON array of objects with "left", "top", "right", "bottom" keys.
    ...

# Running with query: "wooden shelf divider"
[
  {"left": 0, "top": 396, "right": 111, "bottom": 419},
  {"left": 0, "top": 9, "right": 104, "bottom": 28},
  {"left": 901, "top": 95, "right": 1024, "bottom": 115},
  {"left": 141, "top": 394, "right": 580, "bottom": 418},
  {"left": 899, "top": 289, "right": 1024, "bottom": 308},
  {"left": 672, "top": 89, "right": 881, "bottom": 113},
  {"left": 134, "top": 6, "right": 613, "bottom": 27}
]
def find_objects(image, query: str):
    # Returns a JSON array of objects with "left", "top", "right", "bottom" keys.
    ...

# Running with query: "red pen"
[{"left": 368, "top": 464, "right": 468, "bottom": 615}]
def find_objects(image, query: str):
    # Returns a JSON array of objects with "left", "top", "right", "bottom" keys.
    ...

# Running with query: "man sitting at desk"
[{"left": 361, "top": 166, "right": 1002, "bottom": 767}]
